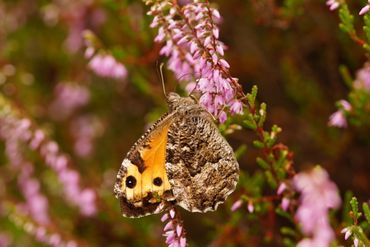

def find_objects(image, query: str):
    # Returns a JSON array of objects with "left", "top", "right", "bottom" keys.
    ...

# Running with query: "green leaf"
[
  {"left": 363, "top": 13, "right": 370, "bottom": 42},
  {"left": 264, "top": 170, "right": 277, "bottom": 189},
  {"left": 242, "top": 117, "right": 257, "bottom": 130},
  {"left": 253, "top": 140, "right": 265, "bottom": 149},
  {"left": 258, "top": 103, "right": 267, "bottom": 127},
  {"left": 338, "top": 3, "right": 355, "bottom": 34},
  {"left": 235, "top": 145, "right": 247, "bottom": 160},
  {"left": 276, "top": 207, "right": 293, "bottom": 221},
  {"left": 281, "top": 227, "right": 297, "bottom": 237},
  {"left": 281, "top": 0, "right": 304, "bottom": 17},
  {"left": 250, "top": 85, "right": 258, "bottom": 104},
  {"left": 363, "top": 43, "right": 370, "bottom": 52},
  {"left": 282, "top": 237, "right": 296, "bottom": 247},
  {"left": 339, "top": 65, "right": 353, "bottom": 88},
  {"left": 350, "top": 197, "right": 361, "bottom": 221},
  {"left": 256, "top": 157, "right": 269, "bottom": 169},
  {"left": 363, "top": 202, "right": 370, "bottom": 224}
]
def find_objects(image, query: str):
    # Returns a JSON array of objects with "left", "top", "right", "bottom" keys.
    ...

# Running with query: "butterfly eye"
[
  {"left": 153, "top": 177, "right": 162, "bottom": 186},
  {"left": 126, "top": 175, "right": 137, "bottom": 188}
]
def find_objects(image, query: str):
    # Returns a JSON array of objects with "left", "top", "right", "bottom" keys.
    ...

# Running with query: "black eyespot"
[
  {"left": 153, "top": 177, "right": 162, "bottom": 186},
  {"left": 126, "top": 176, "right": 137, "bottom": 189}
]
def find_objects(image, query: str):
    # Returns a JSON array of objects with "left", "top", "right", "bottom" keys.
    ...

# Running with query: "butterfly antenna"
[{"left": 159, "top": 63, "right": 167, "bottom": 97}]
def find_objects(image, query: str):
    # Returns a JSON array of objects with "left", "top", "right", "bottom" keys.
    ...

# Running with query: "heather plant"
[{"left": 1, "top": 0, "right": 370, "bottom": 247}]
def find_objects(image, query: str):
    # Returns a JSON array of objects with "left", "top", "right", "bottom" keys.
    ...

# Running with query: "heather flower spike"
[
  {"left": 294, "top": 166, "right": 341, "bottom": 246},
  {"left": 88, "top": 53, "right": 128, "bottom": 80},
  {"left": 147, "top": 0, "right": 244, "bottom": 122},
  {"left": 0, "top": 95, "right": 97, "bottom": 216},
  {"left": 162, "top": 209, "right": 187, "bottom": 247},
  {"left": 83, "top": 30, "right": 128, "bottom": 80}
]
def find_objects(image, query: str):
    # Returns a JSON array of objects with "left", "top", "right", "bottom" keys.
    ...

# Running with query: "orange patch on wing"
[{"left": 140, "top": 122, "right": 171, "bottom": 199}]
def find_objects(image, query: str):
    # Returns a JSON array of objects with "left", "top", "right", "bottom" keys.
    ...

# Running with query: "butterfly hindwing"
[{"left": 165, "top": 94, "right": 239, "bottom": 212}]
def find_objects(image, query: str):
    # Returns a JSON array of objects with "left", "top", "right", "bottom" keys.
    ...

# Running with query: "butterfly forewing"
[{"left": 114, "top": 113, "right": 175, "bottom": 217}]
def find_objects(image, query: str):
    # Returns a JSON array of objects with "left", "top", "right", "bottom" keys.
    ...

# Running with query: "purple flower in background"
[
  {"left": 294, "top": 166, "right": 341, "bottom": 247},
  {"left": 328, "top": 100, "right": 351, "bottom": 128},
  {"left": 277, "top": 182, "right": 287, "bottom": 195},
  {"left": 247, "top": 201, "right": 254, "bottom": 213},
  {"left": 281, "top": 198, "right": 290, "bottom": 211},
  {"left": 88, "top": 53, "right": 128, "bottom": 80},
  {"left": 7, "top": 205, "right": 78, "bottom": 247},
  {"left": 0, "top": 233, "right": 11, "bottom": 247},
  {"left": 341, "top": 227, "right": 364, "bottom": 247},
  {"left": 326, "top": 0, "right": 340, "bottom": 11},
  {"left": 161, "top": 209, "right": 187, "bottom": 247},
  {"left": 43, "top": 0, "right": 106, "bottom": 53},
  {"left": 354, "top": 64, "right": 370, "bottom": 90},
  {"left": 328, "top": 110, "right": 347, "bottom": 128},
  {"left": 0, "top": 108, "right": 97, "bottom": 217},
  {"left": 359, "top": 1, "right": 370, "bottom": 15},
  {"left": 231, "top": 199, "right": 243, "bottom": 211},
  {"left": 49, "top": 82, "right": 90, "bottom": 120},
  {"left": 148, "top": 0, "right": 243, "bottom": 122},
  {"left": 70, "top": 115, "right": 104, "bottom": 158},
  {"left": 18, "top": 162, "right": 50, "bottom": 224}
]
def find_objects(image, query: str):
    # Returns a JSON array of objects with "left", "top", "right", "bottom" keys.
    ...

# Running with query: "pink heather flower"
[
  {"left": 49, "top": 82, "right": 90, "bottom": 120},
  {"left": 354, "top": 238, "right": 359, "bottom": 247},
  {"left": 218, "top": 111, "right": 227, "bottom": 123},
  {"left": 277, "top": 182, "right": 287, "bottom": 195},
  {"left": 281, "top": 198, "right": 290, "bottom": 211},
  {"left": 162, "top": 209, "right": 187, "bottom": 247},
  {"left": 229, "top": 100, "right": 243, "bottom": 115},
  {"left": 328, "top": 100, "right": 351, "bottom": 128},
  {"left": 326, "top": 0, "right": 340, "bottom": 11},
  {"left": 341, "top": 227, "right": 364, "bottom": 247},
  {"left": 294, "top": 166, "right": 341, "bottom": 247},
  {"left": 85, "top": 47, "right": 95, "bottom": 58},
  {"left": 169, "top": 209, "right": 176, "bottom": 219},
  {"left": 339, "top": 99, "right": 352, "bottom": 111},
  {"left": 231, "top": 199, "right": 243, "bottom": 211},
  {"left": 360, "top": 3, "right": 370, "bottom": 15},
  {"left": 341, "top": 227, "right": 352, "bottom": 240},
  {"left": 328, "top": 110, "right": 347, "bottom": 128},
  {"left": 148, "top": 1, "right": 243, "bottom": 121},
  {"left": 161, "top": 213, "right": 169, "bottom": 222},
  {"left": 88, "top": 53, "right": 128, "bottom": 80},
  {"left": 354, "top": 64, "right": 370, "bottom": 90},
  {"left": 247, "top": 201, "right": 254, "bottom": 213}
]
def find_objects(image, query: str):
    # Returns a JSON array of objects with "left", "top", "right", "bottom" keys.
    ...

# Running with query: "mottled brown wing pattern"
[{"left": 165, "top": 107, "right": 239, "bottom": 212}]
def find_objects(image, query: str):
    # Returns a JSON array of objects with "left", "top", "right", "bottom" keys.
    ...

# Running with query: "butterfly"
[{"left": 114, "top": 92, "right": 239, "bottom": 218}]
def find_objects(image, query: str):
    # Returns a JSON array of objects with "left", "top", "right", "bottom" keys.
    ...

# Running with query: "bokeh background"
[{"left": 0, "top": 0, "right": 369, "bottom": 246}]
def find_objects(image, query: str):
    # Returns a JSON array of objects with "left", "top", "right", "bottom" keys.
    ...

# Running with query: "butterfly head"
[{"left": 167, "top": 92, "right": 198, "bottom": 112}]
